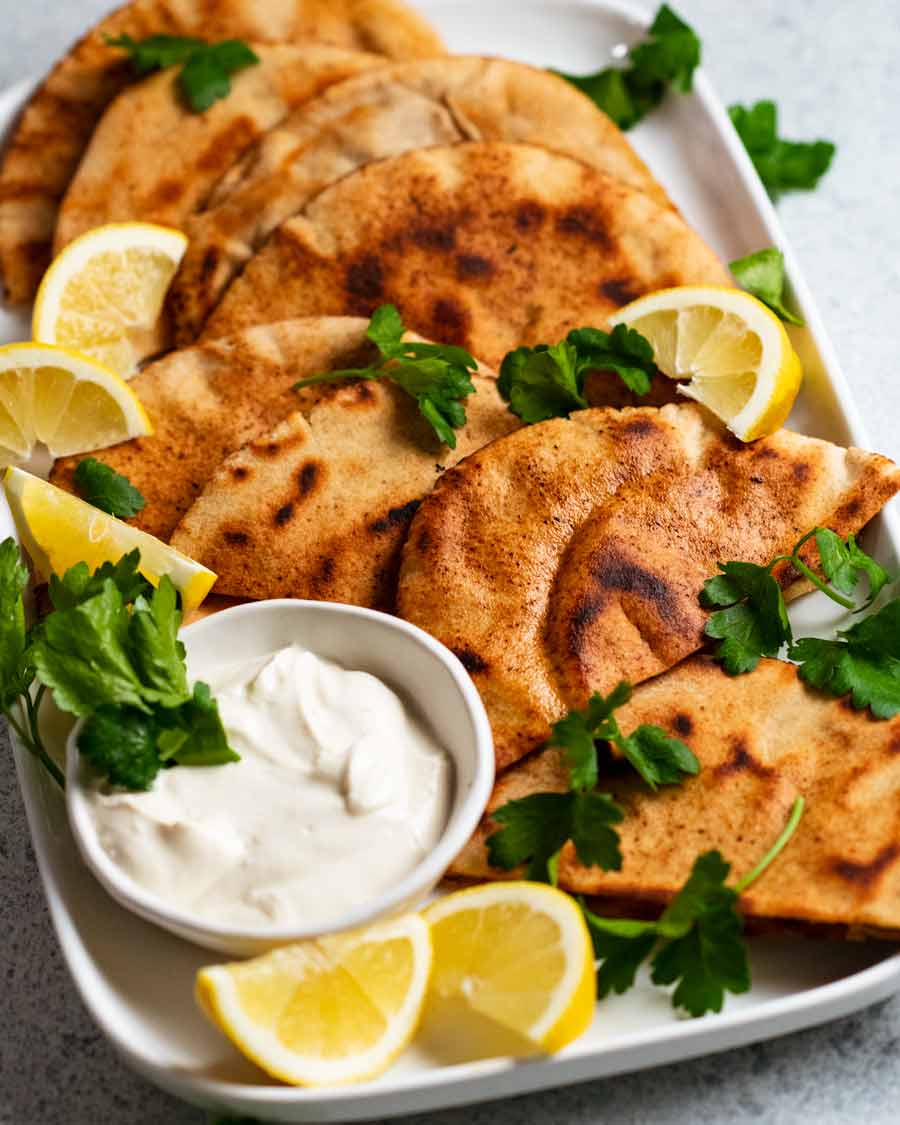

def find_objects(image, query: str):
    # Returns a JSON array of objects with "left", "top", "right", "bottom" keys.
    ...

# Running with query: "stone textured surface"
[{"left": 2, "top": 1, "right": 900, "bottom": 1122}]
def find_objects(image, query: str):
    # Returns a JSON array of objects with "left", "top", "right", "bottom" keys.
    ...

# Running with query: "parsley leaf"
[
  {"left": 73, "top": 458, "right": 145, "bottom": 518},
  {"left": 0, "top": 537, "right": 31, "bottom": 711},
  {"left": 584, "top": 851, "right": 749, "bottom": 1016},
  {"left": 556, "top": 4, "right": 700, "bottom": 131},
  {"left": 127, "top": 578, "right": 189, "bottom": 708},
  {"left": 32, "top": 580, "right": 152, "bottom": 716},
  {"left": 107, "top": 34, "right": 259, "bottom": 113},
  {"left": 294, "top": 304, "right": 477, "bottom": 449},
  {"left": 728, "top": 101, "right": 835, "bottom": 198},
  {"left": 487, "top": 791, "right": 623, "bottom": 882},
  {"left": 701, "top": 560, "right": 791, "bottom": 674},
  {"left": 78, "top": 705, "right": 162, "bottom": 791},
  {"left": 729, "top": 247, "right": 803, "bottom": 326},
  {"left": 815, "top": 528, "right": 888, "bottom": 604},
  {"left": 106, "top": 33, "right": 204, "bottom": 74},
  {"left": 48, "top": 550, "right": 151, "bottom": 611},
  {"left": 649, "top": 851, "right": 749, "bottom": 1016},
  {"left": 497, "top": 324, "right": 656, "bottom": 424},
  {"left": 79, "top": 682, "right": 236, "bottom": 790},
  {"left": 550, "top": 682, "right": 699, "bottom": 792},
  {"left": 790, "top": 599, "right": 900, "bottom": 718},
  {"left": 179, "top": 40, "right": 259, "bottom": 113}
]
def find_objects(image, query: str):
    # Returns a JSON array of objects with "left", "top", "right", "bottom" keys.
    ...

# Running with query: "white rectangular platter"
[{"left": 3, "top": 1, "right": 900, "bottom": 1121}]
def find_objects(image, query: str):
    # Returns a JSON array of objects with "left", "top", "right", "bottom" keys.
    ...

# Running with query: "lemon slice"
[
  {"left": 196, "top": 915, "right": 432, "bottom": 1086},
  {"left": 33, "top": 223, "right": 188, "bottom": 378},
  {"left": 0, "top": 342, "right": 151, "bottom": 466},
  {"left": 610, "top": 286, "right": 803, "bottom": 441},
  {"left": 424, "top": 882, "right": 595, "bottom": 1055},
  {"left": 3, "top": 467, "right": 216, "bottom": 613}
]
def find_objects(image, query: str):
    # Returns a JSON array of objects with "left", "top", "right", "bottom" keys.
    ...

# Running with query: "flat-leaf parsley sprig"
[
  {"left": 702, "top": 526, "right": 891, "bottom": 676},
  {"left": 497, "top": 325, "right": 657, "bottom": 424},
  {"left": 74, "top": 458, "right": 146, "bottom": 518},
  {"left": 583, "top": 796, "right": 805, "bottom": 1016},
  {"left": 485, "top": 683, "right": 699, "bottom": 882},
  {"left": 728, "top": 100, "right": 835, "bottom": 198},
  {"left": 729, "top": 247, "right": 803, "bottom": 326},
  {"left": 107, "top": 34, "right": 259, "bottom": 113},
  {"left": 0, "top": 540, "right": 238, "bottom": 791},
  {"left": 556, "top": 4, "right": 700, "bottom": 131},
  {"left": 294, "top": 304, "right": 478, "bottom": 449}
]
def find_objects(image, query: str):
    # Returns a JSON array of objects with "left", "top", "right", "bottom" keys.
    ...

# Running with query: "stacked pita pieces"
[{"left": 10, "top": 0, "right": 900, "bottom": 940}]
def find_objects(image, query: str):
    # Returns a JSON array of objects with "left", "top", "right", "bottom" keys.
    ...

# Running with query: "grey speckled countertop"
[{"left": 2, "top": 1, "right": 900, "bottom": 1122}]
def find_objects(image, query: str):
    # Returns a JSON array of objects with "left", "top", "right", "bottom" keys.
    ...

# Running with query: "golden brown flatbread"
[
  {"left": 452, "top": 655, "right": 900, "bottom": 939},
  {"left": 199, "top": 142, "right": 730, "bottom": 365},
  {"left": 169, "top": 57, "right": 668, "bottom": 343},
  {"left": 0, "top": 0, "right": 444, "bottom": 303},
  {"left": 53, "top": 45, "right": 382, "bottom": 253},
  {"left": 396, "top": 403, "right": 900, "bottom": 771},
  {"left": 168, "top": 375, "right": 520, "bottom": 611},
  {"left": 49, "top": 317, "right": 381, "bottom": 539}
]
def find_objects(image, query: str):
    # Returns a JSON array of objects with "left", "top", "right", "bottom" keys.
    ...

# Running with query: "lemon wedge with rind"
[
  {"left": 424, "top": 882, "right": 596, "bottom": 1055},
  {"left": 3, "top": 467, "right": 215, "bottom": 613},
  {"left": 33, "top": 223, "right": 188, "bottom": 378},
  {"left": 0, "top": 343, "right": 151, "bottom": 465},
  {"left": 196, "top": 915, "right": 432, "bottom": 1087},
  {"left": 610, "top": 286, "right": 803, "bottom": 441}
]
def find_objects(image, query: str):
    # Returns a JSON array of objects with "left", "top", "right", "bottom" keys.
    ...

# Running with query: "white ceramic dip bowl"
[{"left": 66, "top": 599, "right": 494, "bottom": 956}]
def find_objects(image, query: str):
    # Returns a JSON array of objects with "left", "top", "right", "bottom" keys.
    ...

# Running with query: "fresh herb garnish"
[
  {"left": 487, "top": 791, "right": 624, "bottom": 883},
  {"left": 584, "top": 796, "right": 805, "bottom": 1016},
  {"left": 550, "top": 682, "right": 699, "bottom": 792},
  {"left": 556, "top": 5, "right": 700, "bottom": 131},
  {"left": 107, "top": 34, "right": 259, "bottom": 113},
  {"left": 729, "top": 248, "right": 803, "bottom": 326},
  {"left": 294, "top": 304, "right": 478, "bottom": 449},
  {"left": 486, "top": 682, "right": 697, "bottom": 881},
  {"left": 74, "top": 458, "right": 146, "bottom": 518},
  {"left": 497, "top": 324, "right": 656, "bottom": 424},
  {"left": 0, "top": 539, "right": 62, "bottom": 788},
  {"left": 790, "top": 600, "right": 900, "bottom": 718},
  {"left": 1, "top": 540, "right": 236, "bottom": 791},
  {"left": 728, "top": 101, "right": 835, "bottom": 198},
  {"left": 702, "top": 527, "right": 890, "bottom": 675}
]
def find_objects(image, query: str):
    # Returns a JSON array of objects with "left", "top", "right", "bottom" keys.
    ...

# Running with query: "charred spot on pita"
[
  {"left": 555, "top": 206, "right": 611, "bottom": 247},
  {"left": 600, "top": 278, "right": 642, "bottom": 304},
  {"left": 274, "top": 502, "right": 294, "bottom": 526},
  {"left": 453, "top": 647, "right": 489, "bottom": 675},
  {"left": 456, "top": 253, "right": 495, "bottom": 280},
  {"left": 832, "top": 843, "right": 900, "bottom": 887},
  {"left": 345, "top": 254, "right": 384, "bottom": 306},
  {"left": 298, "top": 461, "right": 320, "bottom": 495},
  {"left": 515, "top": 201, "right": 545, "bottom": 230},
  {"left": 223, "top": 529, "right": 250, "bottom": 546},
  {"left": 714, "top": 738, "right": 774, "bottom": 779},
  {"left": 369, "top": 499, "right": 421, "bottom": 534}
]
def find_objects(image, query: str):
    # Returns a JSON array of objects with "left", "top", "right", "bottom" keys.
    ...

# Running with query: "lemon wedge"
[
  {"left": 610, "top": 286, "right": 803, "bottom": 441},
  {"left": 3, "top": 467, "right": 215, "bottom": 613},
  {"left": 33, "top": 223, "right": 188, "bottom": 378},
  {"left": 0, "top": 342, "right": 151, "bottom": 466},
  {"left": 423, "top": 882, "right": 595, "bottom": 1055},
  {"left": 196, "top": 915, "right": 432, "bottom": 1086}
]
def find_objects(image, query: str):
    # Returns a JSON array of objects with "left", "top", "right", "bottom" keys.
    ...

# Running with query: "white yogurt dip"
[{"left": 83, "top": 645, "right": 454, "bottom": 929}]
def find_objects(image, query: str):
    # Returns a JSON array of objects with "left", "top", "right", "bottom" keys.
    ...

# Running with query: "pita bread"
[
  {"left": 49, "top": 317, "right": 381, "bottom": 539},
  {"left": 168, "top": 375, "right": 520, "bottom": 611},
  {"left": 169, "top": 57, "right": 668, "bottom": 343},
  {"left": 452, "top": 655, "right": 900, "bottom": 939},
  {"left": 0, "top": 0, "right": 444, "bottom": 304},
  {"left": 54, "top": 45, "right": 382, "bottom": 253},
  {"left": 396, "top": 403, "right": 900, "bottom": 771},
  {"left": 199, "top": 142, "right": 731, "bottom": 366}
]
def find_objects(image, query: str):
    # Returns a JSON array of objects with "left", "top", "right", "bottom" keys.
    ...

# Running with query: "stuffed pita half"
[
  {"left": 397, "top": 403, "right": 900, "bottom": 770},
  {"left": 452, "top": 655, "right": 900, "bottom": 939},
  {"left": 169, "top": 57, "right": 668, "bottom": 342},
  {"left": 199, "top": 141, "right": 731, "bottom": 366},
  {"left": 0, "top": 0, "right": 443, "bottom": 302}
]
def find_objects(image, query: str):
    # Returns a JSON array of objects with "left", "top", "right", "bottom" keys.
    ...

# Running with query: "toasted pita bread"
[
  {"left": 199, "top": 142, "right": 730, "bottom": 366},
  {"left": 169, "top": 57, "right": 669, "bottom": 343},
  {"left": 0, "top": 0, "right": 444, "bottom": 304},
  {"left": 49, "top": 317, "right": 381, "bottom": 539},
  {"left": 53, "top": 45, "right": 382, "bottom": 253},
  {"left": 396, "top": 403, "right": 900, "bottom": 771},
  {"left": 168, "top": 375, "right": 520, "bottom": 610},
  {"left": 452, "top": 655, "right": 900, "bottom": 938}
]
